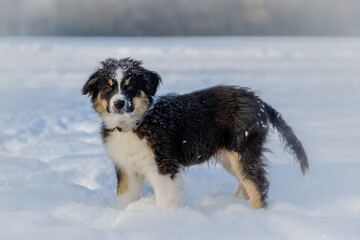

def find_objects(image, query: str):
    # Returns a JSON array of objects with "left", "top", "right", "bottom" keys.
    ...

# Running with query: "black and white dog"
[{"left": 83, "top": 58, "right": 309, "bottom": 209}]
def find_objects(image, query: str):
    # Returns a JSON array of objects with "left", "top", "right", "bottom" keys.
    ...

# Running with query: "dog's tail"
[{"left": 264, "top": 102, "right": 309, "bottom": 179}]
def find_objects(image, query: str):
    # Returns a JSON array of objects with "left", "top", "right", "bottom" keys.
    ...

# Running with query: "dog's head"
[{"left": 83, "top": 58, "right": 161, "bottom": 131}]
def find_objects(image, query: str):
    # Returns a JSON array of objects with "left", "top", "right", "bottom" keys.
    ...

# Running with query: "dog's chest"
[{"left": 104, "top": 130, "right": 156, "bottom": 174}]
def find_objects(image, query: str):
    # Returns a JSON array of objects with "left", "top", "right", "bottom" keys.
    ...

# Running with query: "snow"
[{"left": 0, "top": 37, "right": 360, "bottom": 239}]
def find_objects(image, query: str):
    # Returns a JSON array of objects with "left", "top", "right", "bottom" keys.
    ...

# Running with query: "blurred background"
[
  {"left": 0, "top": 0, "right": 359, "bottom": 36},
  {"left": 1, "top": 1, "right": 360, "bottom": 239}
]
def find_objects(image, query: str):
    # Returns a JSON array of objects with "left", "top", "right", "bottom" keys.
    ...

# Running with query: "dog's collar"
[
  {"left": 135, "top": 119, "right": 143, "bottom": 128},
  {"left": 105, "top": 126, "right": 123, "bottom": 133},
  {"left": 104, "top": 120, "right": 142, "bottom": 133}
]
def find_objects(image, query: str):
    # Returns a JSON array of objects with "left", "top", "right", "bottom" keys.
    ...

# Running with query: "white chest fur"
[
  {"left": 104, "top": 129, "right": 183, "bottom": 209},
  {"left": 104, "top": 130, "right": 157, "bottom": 175}
]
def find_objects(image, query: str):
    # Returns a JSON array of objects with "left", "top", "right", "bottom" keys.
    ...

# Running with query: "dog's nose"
[{"left": 114, "top": 100, "right": 125, "bottom": 110}]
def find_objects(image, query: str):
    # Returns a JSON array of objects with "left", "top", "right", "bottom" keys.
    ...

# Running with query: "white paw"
[
  {"left": 156, "top": 196, "right": 183, "bottom": 208},
  {"left": 116, "top": 195, "right": 133, "bottom": 209}
]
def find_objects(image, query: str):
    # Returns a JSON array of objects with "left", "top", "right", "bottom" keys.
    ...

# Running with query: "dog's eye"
[
  {"left": 127, "top": 86, "right": 139, "bottom": 95},
  {"left": 105, "top": 85, "right": 112, "bottom": 92}
]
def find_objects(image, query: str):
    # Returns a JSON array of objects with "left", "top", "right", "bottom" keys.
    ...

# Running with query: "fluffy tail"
[{"left": 264, "top": 103, "right": 309, "bottom": 178}]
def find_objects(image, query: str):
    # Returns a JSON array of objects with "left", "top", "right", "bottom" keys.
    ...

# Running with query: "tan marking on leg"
[
  {"left": 243, "top": 179, "right": 263, "bottom": 209},
  {"left": 108, "top": 79, "right": 113, "bottom": 87},
  {"left": 235, "top": 184, "right": 241, "bottom": 197},
  {"left": 117, "top": 172, "right": 129, "bottom": 195},
  {"left": 125, "top": 78, "right": 131, "bottom": 86},
  {"left": 240, "top": 184, "right": 249, "bottom": 199},
  {"left": 226, "top": 151, "right": 263, "bottom": 209},
  {"left": 235, "top": 184, "right": 249, "bottom": 199},
  {"left": 217, "top": 150, "right": 233, "bottom": 173},
  {"left": 217, "top": 150, "right": 249, "bottom": 200}
]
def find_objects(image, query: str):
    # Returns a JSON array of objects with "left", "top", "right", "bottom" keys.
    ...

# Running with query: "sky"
[{"left": 0, "top": 0, "right": 359, "bottom": 36}]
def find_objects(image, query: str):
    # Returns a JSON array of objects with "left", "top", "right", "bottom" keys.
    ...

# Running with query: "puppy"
[{"left": 82, "top": 58, "right": 309, "bottom": 209}]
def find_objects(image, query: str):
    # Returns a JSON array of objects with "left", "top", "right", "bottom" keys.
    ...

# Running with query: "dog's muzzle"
[
  {"left": 114, "top": 100, "right": 125, "bottom": 110},
  {"left": 110, "top": 98, "right": 133, "bottom": 115}
]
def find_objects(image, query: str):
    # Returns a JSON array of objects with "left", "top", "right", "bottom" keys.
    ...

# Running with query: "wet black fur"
[
  {"left": 83, "top": 58, "right": 309, "bottom": 207},
  {"left": 135, "top": 87, "right": 274, "bottom": 203},
  {"left": 135, "top": 86, "right": 309, "bottom": 205}
]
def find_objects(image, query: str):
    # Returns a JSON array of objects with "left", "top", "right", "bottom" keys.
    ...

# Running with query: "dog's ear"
[
  {"left": 82, "top": 71, "right": 99, "bottom": 96},
  {"left": 144, "top": 70, "right": 161, "bottom": 96}
]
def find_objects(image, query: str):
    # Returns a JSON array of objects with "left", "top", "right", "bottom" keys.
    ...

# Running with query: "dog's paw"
[{"left": 116, "top": 196, "right": 132, "bottom": 210}]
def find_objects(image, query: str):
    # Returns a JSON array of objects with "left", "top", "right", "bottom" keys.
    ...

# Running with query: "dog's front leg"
[
  {"left": 115, "top": 167, "right": 143, "bottom": 209},
  {"left": 146, "top": 172, "right": 183, "bottom": 208}
]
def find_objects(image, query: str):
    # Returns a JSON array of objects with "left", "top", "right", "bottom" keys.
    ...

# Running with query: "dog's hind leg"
[
  {"left": 234, "top": 184, "right": 249, "bottom": 199},
  {"left": 225, "top": 148, "right": 269, "bottom": 209},
  {"left": 115, "top": 166, "right": 143, "bottom": 209},
  {"left": 216, "top": 151, "right": 249, "bottom": 199}
]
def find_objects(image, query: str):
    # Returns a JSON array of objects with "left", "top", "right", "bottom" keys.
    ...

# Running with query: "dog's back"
[
  {"left": 137, "top": 86, "right": 266, "bottom": 166},
  {"left": 136, "top": 85, "right": 308, "bottom": 208}
]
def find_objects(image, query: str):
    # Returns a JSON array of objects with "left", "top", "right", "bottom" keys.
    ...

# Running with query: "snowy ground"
[{"left": 0, "top": 37, "right": 359, "bottom": 240}]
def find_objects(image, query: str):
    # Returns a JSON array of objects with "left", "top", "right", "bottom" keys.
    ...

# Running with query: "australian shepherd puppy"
[{"left": 83, "top": 58, "right": 309, "bottom": 209}]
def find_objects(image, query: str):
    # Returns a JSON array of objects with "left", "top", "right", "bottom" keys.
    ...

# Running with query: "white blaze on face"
[
  {"left": 109, "top": 68, "right": 126, "bottom": 114},
  {"left": 116, "top": 68, "right": 123, "bottom": 92},
  {"left": 102, "top": 67, "right": 137, "bottom": 131}
]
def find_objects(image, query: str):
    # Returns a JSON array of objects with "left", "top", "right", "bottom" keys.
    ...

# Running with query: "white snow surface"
[{"left": 0, "top": 37, "right": 360, "bottom": 240}]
